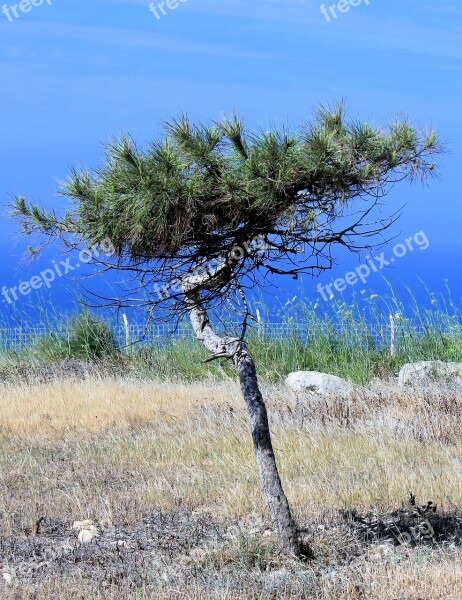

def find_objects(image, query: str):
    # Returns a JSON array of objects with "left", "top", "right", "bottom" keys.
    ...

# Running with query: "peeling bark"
[{"left": 184, "top": 289, "right": 312, "bottom": 559}]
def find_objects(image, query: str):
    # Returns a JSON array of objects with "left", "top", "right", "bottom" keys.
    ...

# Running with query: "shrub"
[{"left": 31, "top": 312, "right": 118, "bottom": 362}]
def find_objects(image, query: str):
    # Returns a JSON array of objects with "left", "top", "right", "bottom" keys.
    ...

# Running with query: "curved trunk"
[{"left": 185, "top": 291, "right": 311, "bottom": 559}]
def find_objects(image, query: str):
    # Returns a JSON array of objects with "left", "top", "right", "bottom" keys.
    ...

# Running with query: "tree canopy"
[{"left": 13, "top": 103, "right": 440, "bottom": 315}]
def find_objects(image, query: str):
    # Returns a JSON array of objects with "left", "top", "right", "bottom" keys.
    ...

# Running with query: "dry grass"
[
  {"left": 0, "top": 379, "right": 235, "bottom": 438},
  {"left": 313, "top": 549, "right": 462, "bottom": 599},
  {"left": 1, "top": 377, "right": 462, "bottom": 597}
]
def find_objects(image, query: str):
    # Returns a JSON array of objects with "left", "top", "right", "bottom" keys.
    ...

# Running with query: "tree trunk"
[
  {"left": 233, "top": 342, "right": 306, "bottom": 557},
  {"left": 185, "top": 291, "right": 312, "bottom": 559}
]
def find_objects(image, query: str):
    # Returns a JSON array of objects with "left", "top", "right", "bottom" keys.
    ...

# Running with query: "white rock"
[
  {"left": 398, "top": 361, "right": 462, "bottom": 388},
  {"left": 72, "top": 519, "right": 95, "bottom": 531},
  {"left": 2, "top": 571, "right": 13, "bottom": 586},
  {"left": 78, "top": 526, "right": 100, "bottom": 544},
  {"left": 286, "top": 371, "right": 353, "bottom": 401}
]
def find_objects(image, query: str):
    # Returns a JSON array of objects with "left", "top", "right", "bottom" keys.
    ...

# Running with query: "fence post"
[{"left": 122, "top": 313, "right": 130, "bottom": 352}]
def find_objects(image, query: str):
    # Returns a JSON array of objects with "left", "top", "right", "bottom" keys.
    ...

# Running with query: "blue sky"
[{"left": 0, "top": 0, "right": 461, "bottom": 322}]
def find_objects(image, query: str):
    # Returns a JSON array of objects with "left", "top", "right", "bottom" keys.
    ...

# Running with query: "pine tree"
[{"left": 12, "top": 103, "right": 441, "bottom": 558}]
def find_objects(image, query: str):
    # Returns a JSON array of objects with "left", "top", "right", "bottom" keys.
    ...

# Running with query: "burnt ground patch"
[{"left": 1, "top": 499, "right": 462, "bottom": 596}]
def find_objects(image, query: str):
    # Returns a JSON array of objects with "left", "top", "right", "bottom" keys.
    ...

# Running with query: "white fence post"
[{"left": 122, "top": 313, "right": 130, "bottom": 352}]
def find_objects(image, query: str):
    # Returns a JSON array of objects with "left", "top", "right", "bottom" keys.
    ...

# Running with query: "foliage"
[
  {"left": 11, "top": 104, "right": 442, "bottom": 317},
  {"left": 29, "top": 311, "right": 118, "bottom": 363}
]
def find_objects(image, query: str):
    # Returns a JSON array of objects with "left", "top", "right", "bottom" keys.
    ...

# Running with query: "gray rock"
[
  {"left": 398, "top": 361, "right": 462, "bottom": 388},
  {"left": 286, "top": 371, "right": 353, "bottom": 401}
]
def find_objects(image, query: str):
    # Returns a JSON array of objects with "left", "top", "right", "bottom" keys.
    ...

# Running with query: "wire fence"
[{"left": 0, "top": 322, "right": 432, "bottom": 352}]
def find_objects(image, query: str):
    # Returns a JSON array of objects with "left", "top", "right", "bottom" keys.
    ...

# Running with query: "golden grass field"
[{"left": 1, "top": 377, "right": 462, "bottom": 598}]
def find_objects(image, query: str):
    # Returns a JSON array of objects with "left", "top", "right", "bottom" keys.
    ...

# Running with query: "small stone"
[
  {"left": 78, "top": 526, "right": 99, "bottom": 544},
  {"left": 72, "top": 519, "right": 95, "bottom": 531},
  {"left": 3, "top": 571, "right": 13, "bottom": 586}
]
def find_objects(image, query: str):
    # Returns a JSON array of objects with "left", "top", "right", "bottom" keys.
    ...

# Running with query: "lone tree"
[{"left": 13, "top": 103, "right": 440, "bottom": 559}]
